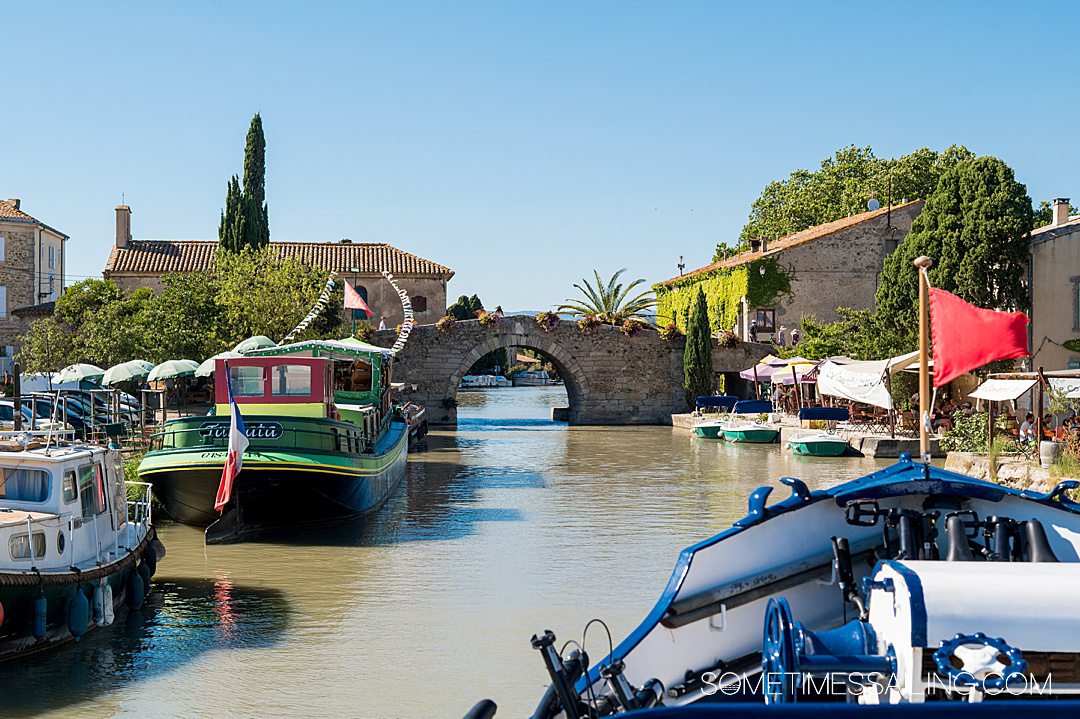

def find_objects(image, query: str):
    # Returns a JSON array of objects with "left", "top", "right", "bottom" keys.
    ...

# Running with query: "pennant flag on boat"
[
  {"left": 214, "top": 364, "right": 249, "bottom": 513},
  {"left": 928, "top": 286, "right": 1029, "bottom": 388},
  {"left": 344, "top": 280, "right": 372, "bottom": 317}
]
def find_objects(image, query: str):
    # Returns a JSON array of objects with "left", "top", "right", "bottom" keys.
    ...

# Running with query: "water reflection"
[
  {"left": 13, "top": 386, "right": 893, "bottom": 718},
  {"left": 0, "top": 579, "right": 288, "bottom": 717}
]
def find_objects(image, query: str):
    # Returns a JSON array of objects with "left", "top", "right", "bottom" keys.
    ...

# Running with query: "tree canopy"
[
  {"left": 722, "top": 145, "right": 975, "bottom": 261},
  {"left": 447, "top": 294, "right": 484, "bottom": 320},
  {"left": 17, "top": 248, "right": 340, "bottom": 373},
  {"left": 874, "top": 155, "right": 1033, "bottom": 335},
  {"left": 219, "top": 114, "right": 270, "bottom": 251}
]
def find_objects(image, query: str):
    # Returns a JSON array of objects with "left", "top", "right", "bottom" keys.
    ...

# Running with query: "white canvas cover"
[
  {"left": 814, "top": 351, "right": 920, "bottom": 410},
  {"left": 968, "top": 378, "right": 1037, "bottom": 402}
]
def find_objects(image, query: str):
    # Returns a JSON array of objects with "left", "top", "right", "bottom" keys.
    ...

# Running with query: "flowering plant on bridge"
[
  {"left": 577, "top": 315, "right": 602, "bottom": 335},
  {"left": 436, "top": 315, "right": 457, "bottom": 333},
  {"left": 535, "top": 311, "right": 560, "bottom": 332},
  {"left": 477, "top": 310, "right": 500, "bottom": 329},
  {"left": 353, "top": 322, "right": 376, "bottom": 342},
  {"left": 621, "top": 318, "right": 647, "bottom": 337},
  {"left": 658, "top": 323, "right": 682, "bottom": 341},
  {"left": 716, "top": 330, "right": 738, "bottom": 349}
]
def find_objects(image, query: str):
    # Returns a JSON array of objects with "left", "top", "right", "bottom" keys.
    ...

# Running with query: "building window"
[
  {"left": 0, "top": 236, "right": 5, "bottom": 262},
  {"left": 754, "top": 308, "right": 776, "bottom": 333},
  {"left": 0, "top": 286, "right": 7, "bottom": 318},
  {"left": 413, "top": 295, "right": 428, "bottom": 313},
  {"left": 48, "top": 245, "right": 54, "bottom": 269}
]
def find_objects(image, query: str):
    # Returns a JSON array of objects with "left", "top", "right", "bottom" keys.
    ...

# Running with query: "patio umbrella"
[
  {"left": 147, "top": 359, "right": 200, "bottom": 382},
  {"left": 102, "top": 359, "right": 155, "bottom": 386},
  {"left": 738, "top": 355, "right": 789, "bottom": 382},
  {"left": 57, "top": 363, "right": 106, "bottom": 384},
  {"left": 196, "top": 351, "right": 243, "bottom": 378},
  {"left": 233, "top": 335, "right": 277, "bottom": 354}
]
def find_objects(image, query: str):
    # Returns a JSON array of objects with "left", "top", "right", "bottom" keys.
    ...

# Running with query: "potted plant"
[
  {"left": 535, "top": 311, "right": 560, "bottom": 333},
  {"left": 436, "top": 315, "right": 457, "bottom": 333},
  {"left": 658, "top": 323, "right": 682, "bottom": 341},
  {"left": 577, "top": 315, "right": 602, "bottom": 335},
  {"left": 621, "top": 317, "right": 647, "bottom": 337}
]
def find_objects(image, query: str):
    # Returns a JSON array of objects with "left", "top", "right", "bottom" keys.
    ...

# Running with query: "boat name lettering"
[{"left": 199, "top": 421, "right": 283, "bottom": 440}]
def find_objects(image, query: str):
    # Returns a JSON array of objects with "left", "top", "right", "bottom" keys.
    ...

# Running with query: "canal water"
[{"left": 2, "top": 387, "right": 890, "bottom": 718}]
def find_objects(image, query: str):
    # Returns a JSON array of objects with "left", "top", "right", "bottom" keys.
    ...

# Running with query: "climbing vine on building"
[{"left": 654, "top": 258, "right": 791, "bottom": 334}]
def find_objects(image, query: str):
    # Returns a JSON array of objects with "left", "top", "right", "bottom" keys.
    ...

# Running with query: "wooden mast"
[{"left": 915, "top": 256, "right": 933, "bottom": 459}]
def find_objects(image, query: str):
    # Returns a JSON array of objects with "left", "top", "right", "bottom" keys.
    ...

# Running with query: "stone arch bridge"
[{"left": 376, "top": 318, "right": 768, "bottom": 425}]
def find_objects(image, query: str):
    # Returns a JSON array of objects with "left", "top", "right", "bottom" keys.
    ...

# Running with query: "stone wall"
[
  {"left": 378, "top": 318, "right": 769, "bottom": 425},
  {"left": 769, "top": 202, "right": 922, "bottom": 331},
  {"left": 0, "top": 223, "right": 40, "bottom": 353}
]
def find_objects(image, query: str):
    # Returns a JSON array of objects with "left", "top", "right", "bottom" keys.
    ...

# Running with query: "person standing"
[
  {"left": 790, "top": 328, "right": 800, "bottom": 345},
  {"left": 748, "top": 321, "right": 758, "bottom": 343},
  {"left": 378, "top": 316, "right": 387, "bottom": 331}
]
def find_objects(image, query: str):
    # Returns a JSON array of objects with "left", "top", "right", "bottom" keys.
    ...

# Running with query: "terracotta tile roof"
[
  {"left": 103, "top": 240, "right": 454, "bottom": 278},
  {"left": 0, "top": 199, "right": 70, "bottom": 239},
  {"left": 660, "top": 200, "right": 923, "bottom": 286},
  {"left": 0, "top": 199, "right": 35, "bottom": 222}
]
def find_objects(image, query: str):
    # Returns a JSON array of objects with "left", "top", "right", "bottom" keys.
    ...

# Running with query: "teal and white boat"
[
  {"left": 787, "top": 407, "right": 851, "bottom": 456},
  {"left": 721, "top": 422, "right": 779, "bottom": 443},
  {"left": 692, "top": 396, "right": 739, "bottom": 438}
]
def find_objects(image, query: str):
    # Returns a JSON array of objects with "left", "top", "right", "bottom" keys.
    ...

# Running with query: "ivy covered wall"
[{"left": 654, "top": 258, "right": 791, "bottom": 333}]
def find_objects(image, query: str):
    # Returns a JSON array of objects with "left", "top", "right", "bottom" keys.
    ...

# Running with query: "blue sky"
[{"left": 4, "top": 1, "right": 1077, "bottom": 310}]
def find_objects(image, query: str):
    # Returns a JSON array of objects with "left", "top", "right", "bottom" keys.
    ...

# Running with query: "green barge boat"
[{"left": 137, "top": 339, "right": 408, "bottom": 544}]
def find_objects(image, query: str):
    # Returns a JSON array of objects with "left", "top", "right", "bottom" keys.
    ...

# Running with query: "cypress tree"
[
  {"left": 219, "top": 114, "right": 270, "bottom": 252},
  {"left": 683, "top": 287, "right": 713, "bottom": 405}
]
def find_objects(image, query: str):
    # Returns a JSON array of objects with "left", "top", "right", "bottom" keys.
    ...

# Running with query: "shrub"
[
  {"left": 477, "top": 310, "right": 499, "bottom": 329},
  {"left": 716, "top": 330, "right": 738, "bottom": 349},
  {"left": 940, "top": 412, "right": 989, "bottom": 453},
  {"left": 621, "top": 318, "right": 647, "bottom": 337},
  {"left": 353, "top": 322, "right": 376, "bottom": 341},
  {"left": 577, "top": 315, "right": 602, "bottom": 335},
  {"left": 658, "top": 323, "right": 681, "bottom": 341},
  {"left": 436, "top": 315, "right": 457, "bottom": 333},
  {"left": 535, "top": 311, "right": 560, "bottom": 332}
]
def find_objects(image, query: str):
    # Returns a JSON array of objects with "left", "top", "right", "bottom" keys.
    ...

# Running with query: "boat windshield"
[
  {"left": 0, "top": 467, "right": 50, "bottom": 503},
  {"left": 271, "top": 364, "right": 312, "bottom": 396}
]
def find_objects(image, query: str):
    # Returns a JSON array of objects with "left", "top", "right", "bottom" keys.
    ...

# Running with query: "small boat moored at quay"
[
  {"left": 693, "top": 396, "right": 739, "bottom": 439},
  {"left": 477, "top": 456, "right": 1080, "bottom": 716},
  {"left": 137, "top": 339, "right": 409, "bottom": 544},
  {"left": 787, "top": 407, "right": 851, "bottom": 457},
  {"left": 0, "top": 433, "right": 159, "bottom": 660}
]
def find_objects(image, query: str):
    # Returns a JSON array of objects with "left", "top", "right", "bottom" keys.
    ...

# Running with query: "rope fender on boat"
[{"left": 0, "top": 528, "right": 157, "bottom": 587}]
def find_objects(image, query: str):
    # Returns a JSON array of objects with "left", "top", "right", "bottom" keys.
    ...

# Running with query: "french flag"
[{"left": 214, "top": 363, "right": 249, "bottom": 513}]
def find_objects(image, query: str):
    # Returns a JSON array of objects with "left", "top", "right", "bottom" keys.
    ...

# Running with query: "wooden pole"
[
  {"left": 1037, "top": 366, "right": 1047, "bottom": 442},
  {"left": 791, "top": 364, "right": 802, "bottom": 410},
  {"left": 915, "top": 256, "right": 933, "bottom": 459},
  {"left": 988, "top": 400, "right": 994, "bottom": 449},
  {"left": 12, "top": 361, "right": 22, "bottom": 432},
  {"left": 753, "top": 364, "right": 760, "bottom": 401}
]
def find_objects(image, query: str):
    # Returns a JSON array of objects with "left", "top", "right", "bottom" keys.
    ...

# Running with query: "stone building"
[
  {"left": 0, "top": 198, "right": 68, "bottom": 369},
  {"left": 656, "top": 201, "right": 923, "bottom": 341},
  {"left": 102, "top": 205, "right": 454, "bottom": 326},
  {"left": 1029, "top": 198, "right": 1080, "bottom": 370}
]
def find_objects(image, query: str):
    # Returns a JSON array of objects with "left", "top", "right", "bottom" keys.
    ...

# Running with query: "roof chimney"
[
  {"left": 760, "top": 238, "right": 768, "bottom": 253},
  {"left": 1053, "top": 197, "right": 1071, "bottom": 227},
  {"left": 115, "top": 205, "right": 131, "bottom": 249},
  {"left": 6, "top": 198, "right": 20, "bottom": 210},
  {"left": 749, "top": 238, "right": 761, "bottom": 253}
]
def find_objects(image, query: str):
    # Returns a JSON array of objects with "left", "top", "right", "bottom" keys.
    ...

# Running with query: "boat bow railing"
[{"left": 126, "top": 480, "right": 153, "bottom": 529}]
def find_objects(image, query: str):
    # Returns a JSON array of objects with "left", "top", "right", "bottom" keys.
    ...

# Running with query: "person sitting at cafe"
[
  {"left": 932, "top": 402, "right": 954, "bottom": 433},
  {"left": 1019, "top": 413, "right": 1036, "bottom": 444}
]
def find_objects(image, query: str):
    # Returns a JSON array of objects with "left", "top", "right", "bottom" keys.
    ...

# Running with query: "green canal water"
[{"left": 1, "top": 387, "right": 891, "bottom": 718}]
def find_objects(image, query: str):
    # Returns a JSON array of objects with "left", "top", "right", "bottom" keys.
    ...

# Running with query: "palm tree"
[{"left": 557, "top": 269, "right": 656, "bottom": 325}]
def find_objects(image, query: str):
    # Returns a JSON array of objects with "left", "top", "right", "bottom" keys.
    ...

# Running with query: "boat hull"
[
  {"left": 788, "top": 437, "right": 848, "bottom": 456},
  {"left": 0, "top": 531, "right": 158, "bottom": 661},
  {"left": 140, "top": 421, "right": 409, "bottom": 539},
  {"left": 694, "top": 425, "right": 725, "bottom": 439},
  {"left": 722, "top": 428, "right": 778, "bottom": 443}
]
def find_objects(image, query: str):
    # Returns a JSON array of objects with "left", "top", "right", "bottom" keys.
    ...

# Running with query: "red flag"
[
  {"left": 344, "top": 280, "right": 372, "bottom": 317},
  {"left": 928, "top": 287, "right": 1029, "bottom": 387}
]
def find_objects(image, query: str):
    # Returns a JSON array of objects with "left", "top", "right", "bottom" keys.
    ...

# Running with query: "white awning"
[
  {"left": 816, "top": 360, "right": 894, "bottom": 410},
  {"left": 968, "top": 378, "right": 1038, "bottom": 402}
]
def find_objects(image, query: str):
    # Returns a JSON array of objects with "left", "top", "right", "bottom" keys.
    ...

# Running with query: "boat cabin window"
[
  {"left": 77, "top": 463, "right": 107, "bottom": 519},
  {"left": 0, "top": 404, "right": 13, "bottom": 421},
  {"left": 62, "top": 469, "right": 78, "bottom": 503},
  {"left": 271, "top": 364, "right": 312, "bottom": 397},
  {"left": 0, "top": 467, "right": 50, "bottom": 503},
  {"left": 229, "top": 366, "right": 266, "bottom": 397},
  {"left": 9, "top": 531, "right": 45, "bottom": 560},
  {"left": 349, "top": 361, "right": 373, "bottom": 393}
]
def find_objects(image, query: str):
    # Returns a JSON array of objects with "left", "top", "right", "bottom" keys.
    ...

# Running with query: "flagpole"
[{"left": 915, "top": 255, "right": 933, "bottom": 460}]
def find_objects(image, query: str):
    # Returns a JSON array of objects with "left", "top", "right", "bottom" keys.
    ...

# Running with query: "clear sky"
[{"left": 4, "top": 1, "right": 1077, "bottom": 310}]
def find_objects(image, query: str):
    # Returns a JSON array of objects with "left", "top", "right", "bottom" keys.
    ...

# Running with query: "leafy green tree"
[
  {"left": 875, "top": 155, "right": 1033, "bottom": 336},
  {"left": 218, "top": 114, "right": 269, "bottom": 251},
  {"left": 557, "top": 269, "right": 655, "bottom": 324},
  {"left": 143, "top": 272, "right": 224, "bottom": 362},
  {"left": 447, "top": 294, "right": 485, "bottom": 320},
  {"left": 683, "top": 287, "right": 713, "bottom": 404},
  {"left": 725, "top": 145, "right": 974, "bottom": 260},
  {"left": 16, "top": 317, "right": 76, "bottom": 375}
]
